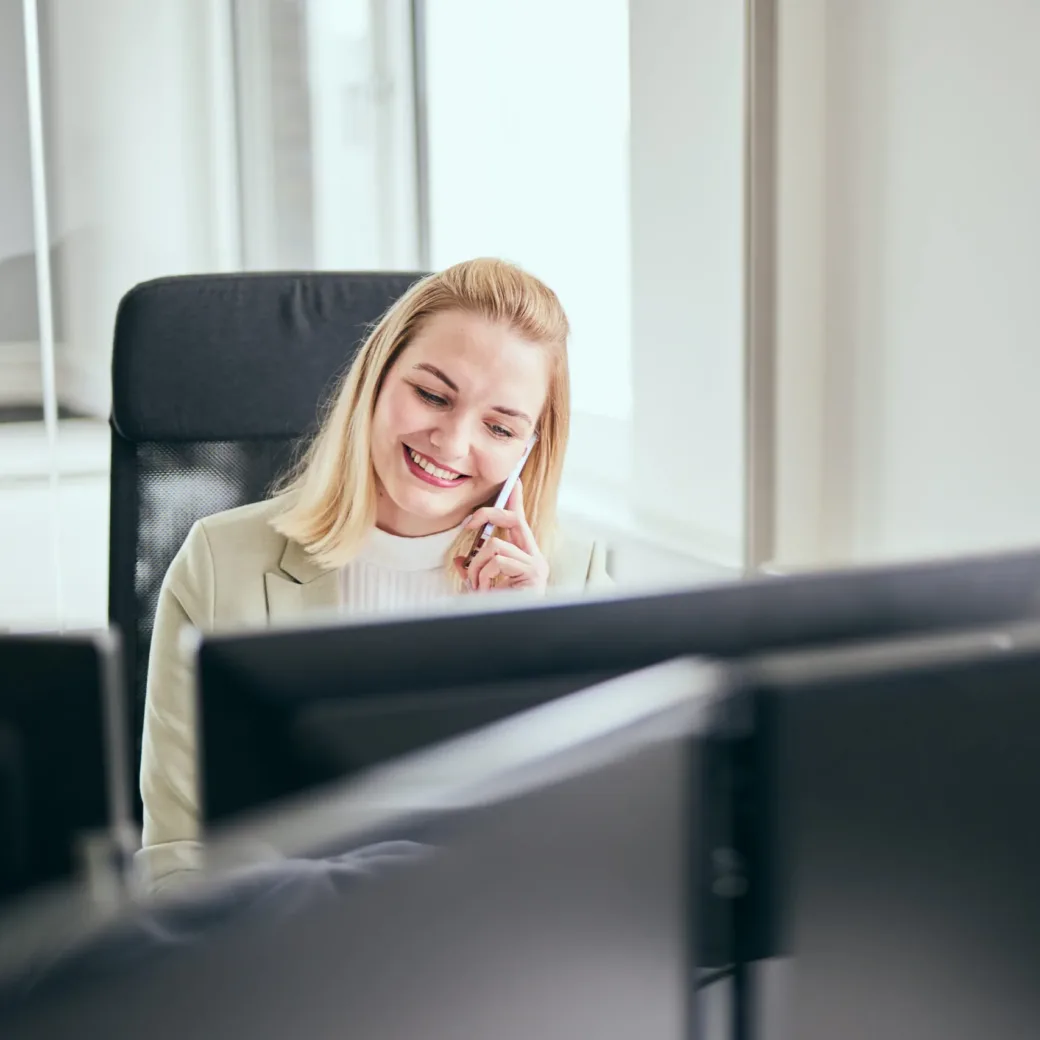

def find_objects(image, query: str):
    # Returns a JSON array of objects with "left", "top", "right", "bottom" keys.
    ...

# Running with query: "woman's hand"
[{"left": 454, "top": 480, "right": 549, "bottom": 594}]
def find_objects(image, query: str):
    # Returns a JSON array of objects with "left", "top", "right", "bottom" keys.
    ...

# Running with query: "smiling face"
[{"left": 369, "top": 308, "right": 550, "bottom": 537}]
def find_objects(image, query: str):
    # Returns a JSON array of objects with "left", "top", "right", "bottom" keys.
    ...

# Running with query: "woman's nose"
[{"left": 428, "top": 415, "right": 471, "bottom": 461}]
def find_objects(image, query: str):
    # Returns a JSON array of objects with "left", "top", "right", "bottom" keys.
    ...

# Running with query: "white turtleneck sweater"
[{"left": 339, "top": 524, "right": 463, "bottom": 615}]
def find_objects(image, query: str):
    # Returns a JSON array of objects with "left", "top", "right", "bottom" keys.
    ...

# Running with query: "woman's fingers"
[
  {"left": 506, "top": 479, "right": 529, "bottom": 524},
  {"left": 476, "top": 554, "right": 529, "bottom": 591},
  {"left": 469, "top": 537, "right": 531, "bottom": 590},
  {"left": 460, "top": 481, "right": 546, "bottom": 594},
  {"left": 505, "top": 480, "right": 536, "bottom": 553},
  {"left": 471, "top": 536, "right": 528, "bottom": 565},
  {"left": 465, "top": 481, "right": 536, "bottom": 554},
  {"left": 465, "top": 507, "right": 520, "bottom": 530}
]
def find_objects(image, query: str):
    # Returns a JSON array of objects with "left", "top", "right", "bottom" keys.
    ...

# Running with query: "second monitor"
[{"left": 195, "top": 544, "right": 1040, "bottom": 829}]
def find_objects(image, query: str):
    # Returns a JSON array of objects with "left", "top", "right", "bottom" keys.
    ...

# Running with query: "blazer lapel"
[{"left": 264, "top": 538, "right": 340, "bottom": 623}]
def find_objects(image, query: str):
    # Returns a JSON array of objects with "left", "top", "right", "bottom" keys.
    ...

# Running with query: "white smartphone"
[{"left": 463, "top": 434, "right": 538, "bottom": 568}]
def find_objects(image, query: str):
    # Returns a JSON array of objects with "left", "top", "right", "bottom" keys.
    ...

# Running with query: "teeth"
[{"left": 409, "top": 448, "right": 463, "bottom": 481}]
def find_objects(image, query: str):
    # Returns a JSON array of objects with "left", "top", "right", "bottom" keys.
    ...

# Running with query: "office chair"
[{"left": 108, "top": 271, "right": 424, "bottom": 818}]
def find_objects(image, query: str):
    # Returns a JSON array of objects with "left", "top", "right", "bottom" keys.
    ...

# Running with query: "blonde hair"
[{"left": 271, "top": 258, "right": 571, "bottom": 590}]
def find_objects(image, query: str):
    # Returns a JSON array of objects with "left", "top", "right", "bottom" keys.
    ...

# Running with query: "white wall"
[
  {"left": 773, "top": 0, "right": 827, "bottom": 568},
  {"left": 775, "top": 0, "right": 1040, "bottom": 566},
  {"left": 629, "top": 0, "right": 747, "bottom": 566}
]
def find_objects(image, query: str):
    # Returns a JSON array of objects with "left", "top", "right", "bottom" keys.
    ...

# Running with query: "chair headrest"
[{"left": 111, "top": 271, "right": 425, "bottom": 443}]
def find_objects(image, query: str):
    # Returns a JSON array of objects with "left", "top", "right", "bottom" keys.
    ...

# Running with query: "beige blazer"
[{"left": 138, "top": 497, "right": 611, "bottom": 890}]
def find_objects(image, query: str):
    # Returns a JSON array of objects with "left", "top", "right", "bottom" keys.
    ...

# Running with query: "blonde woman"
[{"left": 140, "top": 258, "right": 611, "bottom": 889}]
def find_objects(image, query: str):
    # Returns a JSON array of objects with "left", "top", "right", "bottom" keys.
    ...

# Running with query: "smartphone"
[{"left": 463, "top": 434, "right": 538, "bottom": 568}]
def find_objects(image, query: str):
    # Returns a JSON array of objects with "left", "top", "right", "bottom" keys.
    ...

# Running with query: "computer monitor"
[
  {"left": 196, "top": 543, "right": 1040, "bottom": 830},
  {"left": 1, "top": 658, "right": 731, "bottom": 1040},
  {"left": 742, "top": 623, "right": 1040, "bottom": 1040},
  {"left": 0, "top": 631, "right": 130, "bottom": 906}
]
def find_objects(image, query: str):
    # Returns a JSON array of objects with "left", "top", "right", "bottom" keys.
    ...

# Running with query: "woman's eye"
[
  {"left": 488, "top": 424, "right": 515, "bottom": 440},
  {"left": 415, "top": 386, "right": 448, "bottom": 407}
]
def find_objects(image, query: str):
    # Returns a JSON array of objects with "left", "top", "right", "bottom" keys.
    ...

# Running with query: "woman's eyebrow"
[
  {"left": 414, "top": 363, "right": 533, "bottom": 425},
  {"left": 492, "top": 405, "right": 533, "bottom": 425},
  {"left": 413, "top": 362, "right": 458, "bottom": 392}
]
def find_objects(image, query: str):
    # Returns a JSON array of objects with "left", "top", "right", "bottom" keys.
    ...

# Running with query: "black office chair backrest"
[{"left": 108, "top": 271, "right": 425, "bottom": 803}]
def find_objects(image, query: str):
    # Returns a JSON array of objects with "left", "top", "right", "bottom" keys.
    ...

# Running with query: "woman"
[{"left": 139, "top": 258, "right": 611, "bottom": 890}]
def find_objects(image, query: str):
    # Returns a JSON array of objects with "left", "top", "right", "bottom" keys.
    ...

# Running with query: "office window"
[
  {"left": 0, "top": 0, "right": 742, "bottom": 629},
  {"left": 234, "top": 0, "right": 419, "bottom": 271},
  {"left": 423, "top": 0, "right": 632, "bottom": 483}
]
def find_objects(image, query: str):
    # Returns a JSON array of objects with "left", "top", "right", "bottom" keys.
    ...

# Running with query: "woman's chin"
[{"left": 388, "top": 488, "right": 471, "bottom": 528}]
